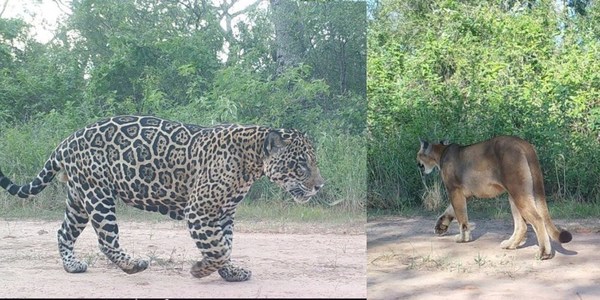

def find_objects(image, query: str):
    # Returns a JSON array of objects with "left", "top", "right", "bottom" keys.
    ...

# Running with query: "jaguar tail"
[{"left": 0, "top": 152, "right": 61, "bottom": 199}]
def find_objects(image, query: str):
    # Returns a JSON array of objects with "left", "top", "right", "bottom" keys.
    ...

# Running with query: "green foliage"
[
  {"left": 0, "top": 18, "right": 85, "bottom": 123},
  {"left": 301, "top": 1, "right": 367, "bottom": 96},
  {"left": 209, "top": 64, "right": 329, "bottom": 129},
  {"left": 368, "top": 0, "right": 600, "bottom": 209}
]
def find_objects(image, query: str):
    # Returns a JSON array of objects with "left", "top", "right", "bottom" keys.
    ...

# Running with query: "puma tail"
[{"left": 526, "top": 147, "right": 572, "bottom": 244}]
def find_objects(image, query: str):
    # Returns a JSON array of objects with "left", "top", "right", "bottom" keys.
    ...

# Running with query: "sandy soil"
[
  {"left": 0, "top": 219, "right": 366, "bottom": 298},
  {"left": 368, "top": 216, "right": 600, "bottom": 300}
]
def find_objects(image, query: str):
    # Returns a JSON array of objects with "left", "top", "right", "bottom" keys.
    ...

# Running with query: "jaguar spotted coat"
[{"left": 0, "top": 115, "right": 324, "bottom": 281}]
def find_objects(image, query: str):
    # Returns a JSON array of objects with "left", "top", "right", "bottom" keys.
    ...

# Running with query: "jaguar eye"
[{"left": 297, "top": 164, "right": 307, "bottom": 176}]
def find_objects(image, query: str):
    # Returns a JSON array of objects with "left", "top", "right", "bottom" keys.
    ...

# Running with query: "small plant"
[
  {"left": 474, "top": 252, "right": 486, "bottom": 267},
  {"left": 82, "top": 251, "right": 100, "bottom": 267}
]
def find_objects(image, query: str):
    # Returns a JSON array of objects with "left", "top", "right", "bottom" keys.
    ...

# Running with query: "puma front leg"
[{"left": 449, "top": 190, "right": 471, "bottom": 243}]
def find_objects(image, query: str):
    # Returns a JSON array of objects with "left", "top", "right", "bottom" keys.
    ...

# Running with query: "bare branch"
[
  {"left": 51, "top": 0, "right": 72, "bottom": 16},
  {"left": 230, "top": 0, "right": 262, "bottom": 18},
  {"left": 0, "top": 0, "right": 9, "bottom": 18}
]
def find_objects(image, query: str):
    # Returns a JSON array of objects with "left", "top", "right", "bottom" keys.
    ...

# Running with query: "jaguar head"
[{"left": 263, "top": 129, "right": 325, "bottom": 204}]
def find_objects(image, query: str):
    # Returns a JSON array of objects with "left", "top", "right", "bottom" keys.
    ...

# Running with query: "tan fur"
[
  {"left": 417, "top": 136, "right": 572, "bottom": 260},
  {"left": 57, "top": 172, "right": 68, "bottom": 183}
]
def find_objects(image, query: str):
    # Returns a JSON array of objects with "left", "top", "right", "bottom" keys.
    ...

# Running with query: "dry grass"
[{"left": 421, "top": 179, "right": 445, "bottom": 212}]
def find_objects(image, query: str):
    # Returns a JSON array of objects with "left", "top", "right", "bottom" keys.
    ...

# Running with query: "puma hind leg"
[
  {"left": 515, "top": 195, "right": 553, "bottom": 260},
  {"left": 501, "top": 195, "right": 528, "bottom": 249}
]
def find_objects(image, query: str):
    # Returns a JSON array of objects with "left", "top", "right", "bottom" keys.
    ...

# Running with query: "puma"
[{"left": 416, "top": 135, "right": 572, "bottom": 260}]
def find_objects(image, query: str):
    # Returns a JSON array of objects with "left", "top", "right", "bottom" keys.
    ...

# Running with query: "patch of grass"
[
  {"left": 369, "top": 249, "right": 402, "bottom": 266},
  {"left": 235, "top": 200, "right": 365, "bottom": 234},
  {"left": 82, "top": 251, "right": 101, "bottom": 268},
  {"left": 237, "top": 200, "right": 363, "bottom": 223},
  {"left": 403, "top": 253, "right": 447, "bottom": 271},
  {"left": 548, "top": 198, "right": 600, "bottom": 219},
  {"left": 0, "top": 184, "right": 65, "bottom": 220},
  {"left": 467, "top": 197, "right": 512, "bottom": 220},
  {"left": 313, "top": 132, "right": 366, "bottom": 212},
  {"left": 146, "top": 247, "right": 188, "bottom": 274},
  {"left": 421, "top": 179, "right": 445, "bottom": 212}
]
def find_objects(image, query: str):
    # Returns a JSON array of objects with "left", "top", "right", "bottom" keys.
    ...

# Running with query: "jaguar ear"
[
  {"left": 440, "top": 139, "right": 450, "bottom": 145},
  {"left": 264, "top": 131, "right": 291, "bottom": 157}
]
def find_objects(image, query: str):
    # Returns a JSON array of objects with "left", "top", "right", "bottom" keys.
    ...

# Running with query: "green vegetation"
[
  {"left": 0, "top": 0, "right": 366, "bottom": 219},
  {"left": 368, "top": 0, "right": 600, "bottom": 214}
]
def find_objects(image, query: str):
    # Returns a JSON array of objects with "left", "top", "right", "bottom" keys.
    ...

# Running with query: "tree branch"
[{"left": 0, "top": 0, "right": 9, "bottom": 18}]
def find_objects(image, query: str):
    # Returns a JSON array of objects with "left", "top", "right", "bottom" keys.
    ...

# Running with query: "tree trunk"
[{"left": 270, "top": 0, "right": 305, "bottom": 75}]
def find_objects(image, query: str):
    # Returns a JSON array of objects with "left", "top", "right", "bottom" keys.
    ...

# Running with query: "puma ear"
[
  {"left": 419, "top": 138, "right": 431, "bottom": 154},
  {"left": 264, "top": 131, "right": 290, "bottom": 157}
]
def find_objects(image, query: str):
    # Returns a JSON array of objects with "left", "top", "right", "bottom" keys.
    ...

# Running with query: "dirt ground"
[
  {"left": 0, "top": 219, "right": 366, "bottom": 298},
  {"left": 368, "top": 216, "right": 600, "bottom": 300}
]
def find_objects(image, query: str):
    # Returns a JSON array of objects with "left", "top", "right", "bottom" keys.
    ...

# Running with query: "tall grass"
[
  {"left": 0, "top": 114, "right": 82, "bottom": 181},
  {"left": 367, "top": 132, "right": 424, "bottom": 210},
  {"left": 313, "top": 131, "right": 366, "bottom": 212}
]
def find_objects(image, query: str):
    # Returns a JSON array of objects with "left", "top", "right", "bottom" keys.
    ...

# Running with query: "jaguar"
[{"left": 0, "top": 115, "right": 324, "bottom": 281}]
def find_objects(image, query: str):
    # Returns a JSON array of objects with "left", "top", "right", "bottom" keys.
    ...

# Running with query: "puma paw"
[
  {"left": 435, "top": 223, "right": 449, "bottom": 235},
  {"left": 455, "top": 231, "right": 471, "bottom": 243},
  {"left": 500, "top": 239, "right": 514, "bottom": 249},
  {"left": 501, "top": 238, "right": 526, "bottom": 249},
  {"left": 535, "top": 248, "right": 554, "bottom": 260}
]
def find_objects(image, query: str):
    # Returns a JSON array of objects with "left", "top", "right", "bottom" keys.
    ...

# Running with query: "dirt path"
[
  {"left": 368, "top": 216, "right": 600, "bottom": 299},
  {"left": 0, "top": 219, "right": 366, "bottom": 298}
]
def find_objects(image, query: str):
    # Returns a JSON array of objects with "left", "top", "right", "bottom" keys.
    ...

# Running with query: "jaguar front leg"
[
  {"left": 187, "top": 214, "right": 231, "bottom": 279},
  {"left": 186, "top": 204, "right": 252, "bottom": 282},
  {"left": 217, "top": 208, "right": 251, "bottom": 282}
]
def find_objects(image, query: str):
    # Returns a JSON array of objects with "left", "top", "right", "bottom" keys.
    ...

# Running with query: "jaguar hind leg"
[
  {"left": 86, "top": 194, "right": 149, "bottom": 274},
  {"left": 57, "top": 192, "right": 90, "bottom": 273}
]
